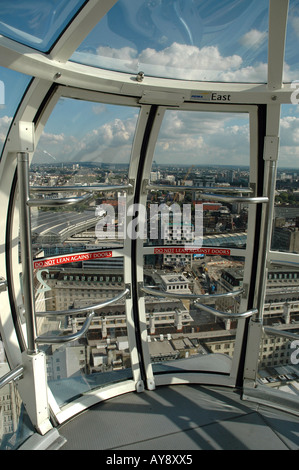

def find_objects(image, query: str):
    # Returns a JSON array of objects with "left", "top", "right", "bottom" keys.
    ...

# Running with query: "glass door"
[{"left": 134, "top": 103, "right": 265, "bottom": 387}]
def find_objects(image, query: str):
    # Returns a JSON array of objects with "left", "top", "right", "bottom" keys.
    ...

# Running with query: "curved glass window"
[
  {"left": 0, "top": 67, "right": 31, "bottom": 158},
  {"left": 284, "top": 0, "right": 299, "bottom": 82},
  {"left": 0, "top": 360, "right": 34, "bottom": 449},
  {"left": 143, "top": 254, "right": 245, "bottom": 375},
  {"left": 271, "top": 104, "right": 299, "bottom": 254},
  {"left": 146, "top": 109, "right": 250, "bottom": 249},
  {"left": 12, "top": 96, "right": 140, "bottom": 405},
  {"left": 71, "top": 0, "right": 268, "bottom": 83},
  {"left": 138, "top": 104, "right": 257, "bottom": 383},
  {"left": 0, "top": 0, "right": 86, "bottom": 52},
  {"left": 34, "top": 97, "right": 138, "bottom": 174}
]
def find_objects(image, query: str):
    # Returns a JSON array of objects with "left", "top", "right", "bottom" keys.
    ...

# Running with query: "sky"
[
  {"left": 72, "top": 0, "right": 271, "bottom": 82},
  {"left": 1, "top": 0, "right": 299, "bottom": 168},
  {"left": 32, "top": 103, "right": 252, "bottom": 167}
]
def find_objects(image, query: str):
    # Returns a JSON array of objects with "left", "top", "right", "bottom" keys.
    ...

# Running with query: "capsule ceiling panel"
[
  {"left": 71, "top": 0, "right": 270, "bottom": 82},
  {"left": 0, "top": 0, "right": 87, "bottom": 52}
]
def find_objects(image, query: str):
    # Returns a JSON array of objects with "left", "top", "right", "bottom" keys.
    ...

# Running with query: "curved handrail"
[
  {"left": 146, "top": 184, "right": 268, "bottom": 204},
  {"left": 0, "top": 278, "right": 7, "bottom": 292},
  {"left": 263, "top": 326, "right": 299, "bottom": 341},
  {"left": 141, "top": 285, "right": 254, "bottom": 319},
  {"left": 35, "top": 311, "right": 95, "bottom": 345},
  {"left": 35, "top": 288, "right": 129, "bottom": 317},
  {"left": 195, "top": 303, "right": 257, "bottom": 320},
  {"left": 269, "top": 259, "right": 299, "bottom": 268},
  {"left": 147, "top": 183, "right": 254, "bottom": 194},
  {"left": 27, "top": 192, "right": 93, "bottom": 207},
  {"left": 195, "top": 194, "right": 268, "bottom": 204},
  {"left": 29, "top": 183, "right": 133, "bottom": 193},
  {"left": 0, "top": 365, "right": 24, "bottom": 389},
  {"left": 141, "top": 285, "right": 243, "bottom": 301}
]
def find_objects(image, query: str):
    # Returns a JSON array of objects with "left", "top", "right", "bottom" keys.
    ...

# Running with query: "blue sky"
[
  {"left": 72, "top": 0, "right": 270, "bottom": 82},
  {"left": 0, "top": 1, "right": 299, "bottom": 167}
]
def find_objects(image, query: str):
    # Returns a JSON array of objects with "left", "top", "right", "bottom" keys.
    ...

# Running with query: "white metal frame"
[
  {"left": 134, "top": 102, "right": 262, "bottom": 388},
  {"left": 0, "top": 81, "right": 152, "bottom": 427},
  {"left": 0, "top": 0, "right": 297, "bottom": 428}
]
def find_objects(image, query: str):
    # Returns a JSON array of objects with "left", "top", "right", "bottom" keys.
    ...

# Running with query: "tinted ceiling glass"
[
  {"left": 71, "top": 0, "right": 269, "bottom": 83},
  {"left": 0, "top": 0, "right": 86, "bottom": 52}
]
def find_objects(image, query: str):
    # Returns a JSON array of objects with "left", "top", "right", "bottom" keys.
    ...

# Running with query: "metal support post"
[
  {"left": 243, "top": 137, "right": 278, "bottom": 385},
  {"left": 254, "top": 158, "right": 277, "bottom": 323},
  {"left": 17, "top": 152, "right": 38, "bottom": 354},
  {"left": 17, "top": 351, "right": 52, "bottom": 435},
  {"left": 17, "top": 152, "right": 52, "bottom": 433}
]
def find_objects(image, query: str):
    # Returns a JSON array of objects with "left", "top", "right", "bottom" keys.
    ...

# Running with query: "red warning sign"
[
  {"left": 33, "top": 250, "right": 113, "bottom": 269},
  {"left": 153, "top": 247, "right": 231, "bottom": 256}
]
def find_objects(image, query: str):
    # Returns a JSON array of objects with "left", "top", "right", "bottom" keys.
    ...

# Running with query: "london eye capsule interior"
[{"left": 0, "top": 0, "right": 299, "bottom": 451}]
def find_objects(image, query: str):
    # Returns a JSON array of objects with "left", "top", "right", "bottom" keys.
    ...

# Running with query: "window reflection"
[
  {"left": 71, "top": 0, "right": 268, "bottom": 83},
  {"left": 0, "top": 0, "right": 86, "bottom": 52}
]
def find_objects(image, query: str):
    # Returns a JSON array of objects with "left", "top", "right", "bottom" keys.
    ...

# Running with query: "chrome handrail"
[
  {"left": 35, "top": 289, "right": 130, "bottom": 344},
  {"left": 146, "top": 184, "right": 268, "bottom": 204},
  {"left": 147, "top": 183, "right": 254, "bottom": 194},
  {"left": 141, "top": 285, "right": 243, "bottom": 301},
  {"left": 0, "top": 277, "right": 7, "bottom": 292},
  {"left": 30, "top": 183, "right": 133, "bottom": 193},
  {"left": 27, "top": 193, "right": 93, "bottom": 207},
  {"left": 141, "top": 285, "right": 254, "bottom": 319},
  {"left": 196, "top": 303, "right": 257, "bottom": 320},
  {"left": 36, "top": 288, "right": 129, "bottom": 317},
  {"left": 0, "top": 365, "right": 24, "bottom": 389},
  {"left": 269, "top": 260, "right": 299, "bottom": 268},
  {"left": 194, "top": 194, "right": 268, "bottom": 204},
  {"left": 35, "top": 311, "right": 95, "bottom": 344},
  {"left": 263, "top": 326, "right": 299, "bottom": 341}
]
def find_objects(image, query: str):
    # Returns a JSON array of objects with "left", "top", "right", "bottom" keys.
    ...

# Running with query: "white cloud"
[
  {"left": 73, "top": 41, "right": 275, "bottom": 82},
  {"left": 154, "top": 111, "right": 250, "bottom": 166},
  {"left": 280, "top": 116, "right": 299, "bottom": 145},
  {"left": 96, "top": 46, "right": 137, "bottom": 61},
  {"left": 139, "top": 43, "right": 242, "bottom": 71},
  {"left": 0, "top": 115, "right": 12, "bottom": 143},
  {"left": 75, "top": 42, "right": 247, "bottom": 81},
  {"left": 71, "top": 115, "right": 138, "bottom": 163},
  {"left": 239, "top": 29, "right": 267, "bottom": 49},
  {"left": 219, "top": 62, "right": 267, "bottom": 82},
  {"left": 41, "top": 132, "right": 65, "bottom": 143},
  {"left": 137, "top": 43, "right": 245, "bottom": 81},
  {"left": 277, "top": 114, "right": 299, "bottom": 167}
]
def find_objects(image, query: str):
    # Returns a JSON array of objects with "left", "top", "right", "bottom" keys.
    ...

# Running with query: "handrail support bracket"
[{"left": 17, "top": 351, "right": 52, "bottom": 435}]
